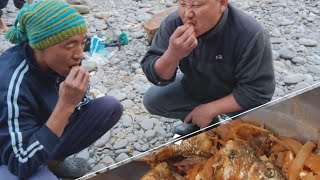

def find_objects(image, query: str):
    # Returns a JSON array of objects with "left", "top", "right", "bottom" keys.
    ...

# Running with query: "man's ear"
[{"left": 219, "top": 0, "right": 228, "bottom": 12}]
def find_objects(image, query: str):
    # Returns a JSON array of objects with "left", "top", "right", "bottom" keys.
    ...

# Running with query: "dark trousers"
[
  {"left": 0, "top": 96, "right": 123, "bottom": 179},
  {"left": 50, "top": 96, "right": 123, "bottom": 160},
  {"left": 143, "top": 74, "right": 243, "bottom": 122}
]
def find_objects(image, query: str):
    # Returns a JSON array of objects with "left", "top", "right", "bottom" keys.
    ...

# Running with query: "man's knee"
[
  {"left": 102, "top": 96, "right": 123, "bottom": 116},
  {"left": 143, "top": 87, "right": 161, "bottom": 115},
  {"left": 97, "top": 96, "right": 123, "bottom": 124}
]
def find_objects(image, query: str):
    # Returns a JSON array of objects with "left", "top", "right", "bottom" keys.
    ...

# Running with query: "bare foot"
[{"left": 0, "top": 18, "right": 8, "bottom": 32}]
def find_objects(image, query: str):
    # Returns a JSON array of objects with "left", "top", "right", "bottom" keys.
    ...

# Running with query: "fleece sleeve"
[
  {"left": 140, "top": 20, "right": 177, "bottom": 86},
  {"left": 0, "top": 84, "right": 61, "bottom": 178},
  {"left": 233, "top": 29, "right": 276, "bottom": 110}
]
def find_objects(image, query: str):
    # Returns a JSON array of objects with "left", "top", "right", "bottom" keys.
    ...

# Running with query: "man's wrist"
[
  {"left": 56, "top": 100, "right": 75, "bottom": 114},
  {"left": 164, "top": 48, "right": 181, "bottom": 63},
  {"left": 206, "top": 101, "right": 220, "bottom": 118}
]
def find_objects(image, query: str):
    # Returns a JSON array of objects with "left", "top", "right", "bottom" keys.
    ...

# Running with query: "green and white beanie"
[{"left": 5, "top": 0, "right": 88, "bottom": 49}]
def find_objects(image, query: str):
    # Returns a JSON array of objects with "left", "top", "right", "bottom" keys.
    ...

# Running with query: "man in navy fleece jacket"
[{"left": 141, "top": 0, "right": 275, "bottom": 135}]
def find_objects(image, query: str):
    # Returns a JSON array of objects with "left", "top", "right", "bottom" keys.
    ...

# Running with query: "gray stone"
[
  {"left": 298, "top": 38, "right": 318, "bottom": 47},
  {"left": 67, "top": 0, "right": 93, "bottom": 7},
  {"left": 274, "top": 87, "right": 285, "bottom": 97},
  {"left": 115, "top": 149, "right": 131, "bottom": 154},
  {"left": 141, "top": 144, "right": 150, "bottom": 151},
  {"left": 113, "top": 139, "right": 128, "bottom": 149},
  {"left": 144, "top": 130, "right": 156, "bottom": 139},
  {"left": 154, "top": 125, "right": 166, "bottom": 136},
  {"left": 270, "top": 38, "right": 286, "bottom": 44},
  {"left": 92, "top": 163, "right": 107, "bottom": 173},
  {"left": 278, "top": 19, "right": 295, "bottom": 26},
  {"left": 94, "top": 131, "right": 111, "bottom": 147},
  {"left": 132, "top": 151, "right": 143, "bottom": 157},
  {"left": 141, "top": 119, "right": 154, "bottom": 130},
  {"left": 304, "top": 74, "right": 314, "bottom": 84},
  {"left": 131, "top": 31, "right": 144, "bottom": 39},
  {"left": 279, "top": 48, "right": 297, "bottom": 60},
  {"left": 150, "top": 138, "right": 158, "bottom": 144},
  {"left": 271, "top": 28, "right": 282, "bottom": 37},
  {"left": 82, "top": 60, "right": 97, "bottom": 72},
  {"left": 94, "top": 12, "right": 109, "bottom": 19},
  {"left": 126, "top": 133, "right": 138, "bottom": 142},
  {"left": 115, "top": 153, "right": 130, "bottom": 163},
  {"left": 101, "top": 156, "right": 115, "bottom": 166},
  {"left": 309, "top": 66, "right": 320, "bottom": 74},
  {"left": 272, "top": 51, "right": 280, "bottom": 60},
  {"left": 133, "top": 142, "right": 142, "bottom": 151},
  {"left": 121, "top": 114, "right": 133, "bottom": 128},
  {"left": 89, "top": 26, "right": 97, "bottom": 33},
  {"left": 283, "top": 74, "right": 305, "bottom": 84},
  {"left": 293, "top": 82, "right": 310, "bottom": 92},
  {"left": 274, "top": 61, "right": 286, "bottom": 68},
  {"left": 95, "top": 23, "right": 108, "bottom": 31},
  {"left": 72, "top": 5, "right": 90, "bottom": 14},
  {"left": 291, "top": 57, "right": 307, "bottom": 65},
  {"left": 121, "top": 99, "right": 134, "bottom": 109}
]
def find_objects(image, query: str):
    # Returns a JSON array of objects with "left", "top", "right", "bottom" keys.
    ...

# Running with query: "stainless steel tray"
[{"left": 87, "top": 85, "right": 320, "bottom": 180}]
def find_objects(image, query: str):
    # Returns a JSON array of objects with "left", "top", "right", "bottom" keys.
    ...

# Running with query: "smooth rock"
[
  {"left": 279, "top": 48, "right": 297, "bottom": 60},
  {"left": 101, "top": 156, "right": 116, "bottom": 167},
  {"left": 82, "top": 60, "right": 97, "bottom": 72},
  {"left": 141, "top": 119, "right": 154, "bottom": 130},
  {"left": 144, "top": 130, "right": 156, "bottom": 139},
  {"left": 94, "top": 131, "right": 111, "bottom": 147},
  {"left": 291, "top": 57, "right": 307, "bottom": 64},
  {"left": 283, "top": 74, "right": 305, "bottom": 84},
  {"left": 309, "top": 66, "right": 320, "bottom": 74},
  {"left": 113, "top": 139, "right": 128, "bottom": 149},
  {"left": 115, "top": 153, "right": 130, "bottom": 163},
  {"left": 293, "top": 82, "right": 310, "bottom": 92},
  {"left": 126, "top": 133, "right": 138, "bottom": 142},
  {"left": 72, "top": 5, "right": 90, "bottom": 14},
  {"left": 121, "top": 114, "right": 133, "bottom": 128},
  {"left": 298, "top": 38, "right": 318, "bottom": 47}
]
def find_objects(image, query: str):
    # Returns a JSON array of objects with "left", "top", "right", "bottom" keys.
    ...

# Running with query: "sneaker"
[
  {"left": 51, "top": 157, "right": 92, "bottom": 179},
  {"left": 172, "top": 117, "right": 221, "bottom": 136},
  {"left": 172, "top": 123, "right": 200, "bottom": 136}
]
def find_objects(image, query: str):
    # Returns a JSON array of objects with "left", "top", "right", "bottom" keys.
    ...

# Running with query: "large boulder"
[{"left": 142, "top": 7, "right": 177, "bottom": 45}]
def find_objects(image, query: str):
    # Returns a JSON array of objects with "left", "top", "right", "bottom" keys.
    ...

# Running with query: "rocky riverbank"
[{"left": 0, "top": 0, "right": 319, "bottom": 178}]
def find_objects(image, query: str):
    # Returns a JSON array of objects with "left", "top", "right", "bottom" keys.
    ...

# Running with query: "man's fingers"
[
  {"left": 66, "top": 66, "right": 80, "bottom": 81},
  {"left": 178, "top": 25, "right": 195, "bottom": 43},
  {"left": 81, "top": 70, "right": 90, "bottom": 90},
  {"left": 185, "top": 34, "right": 198, "bottom": 49},
  {"left": 171, "top": 24, "right": 190, "bottom": 39},
  {"left": 74, "top": 67, "right": 87, "bottom": 83}
]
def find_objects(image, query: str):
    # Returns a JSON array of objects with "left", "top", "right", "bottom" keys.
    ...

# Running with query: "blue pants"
[
  {"left": 143, "top": 74, "right": 241, "bottom": 121},
  {"left": 0, "top": 96, "right": 123, "bottom": 179},
  {"left": 143, "top": 74, "right": 202, "bottom": 121}
]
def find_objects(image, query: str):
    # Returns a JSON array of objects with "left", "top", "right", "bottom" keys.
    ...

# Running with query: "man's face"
[
  {"left": 35, "top": 32, "right": 87, "bottom": 77},
  {"left": 178, "top": 0, "right": 227, "bottom": 36}
]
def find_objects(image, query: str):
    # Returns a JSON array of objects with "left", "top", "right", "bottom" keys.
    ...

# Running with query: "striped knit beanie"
[{"left": 5, "top": 0, "right": 88, "bottom": 49}]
